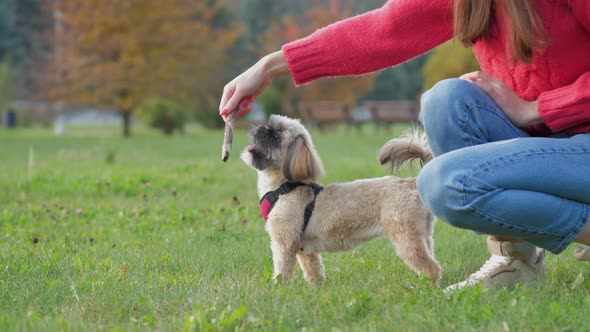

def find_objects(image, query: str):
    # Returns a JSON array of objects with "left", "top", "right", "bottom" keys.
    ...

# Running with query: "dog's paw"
[
  {"left": 574, "top": 246, "right": 590, "bottom": 261},
  {"left": 305, "top": 275, "right": 326, "bottom": 286},
  {"left": 272, "top": 274, "right": 284, "bottom": 286}
]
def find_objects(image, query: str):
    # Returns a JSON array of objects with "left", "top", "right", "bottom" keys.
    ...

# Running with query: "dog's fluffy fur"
[{"left": 241, "top": 115, "right": 441, "bottom": 284}]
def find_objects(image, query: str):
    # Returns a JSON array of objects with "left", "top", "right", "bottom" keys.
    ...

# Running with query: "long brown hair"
[{"left": 454, "top": 0, "right": 547, "bottom": 63}]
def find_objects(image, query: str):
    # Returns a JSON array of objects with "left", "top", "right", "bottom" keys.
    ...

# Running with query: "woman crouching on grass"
[{"left": 219, "top": 0, "right": 590, "bottom": 292}]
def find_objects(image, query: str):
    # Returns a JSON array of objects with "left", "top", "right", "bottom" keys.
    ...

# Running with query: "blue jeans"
[{"left": 416, "top": 79, "right": 590, "bottom": 254}]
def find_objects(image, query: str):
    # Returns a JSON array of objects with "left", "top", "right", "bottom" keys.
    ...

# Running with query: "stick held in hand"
[{"left": 221, "top": 110, "right": 238, "bottom": 162}]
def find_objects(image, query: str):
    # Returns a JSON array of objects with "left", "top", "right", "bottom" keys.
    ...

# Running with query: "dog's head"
[{"left": 241, "top": 114, "right": 324, "bottom": 183}]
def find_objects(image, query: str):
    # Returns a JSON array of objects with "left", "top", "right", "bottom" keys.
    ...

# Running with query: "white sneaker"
[{"left": 445, "top": 237, "right": 545, "bottom": 293}]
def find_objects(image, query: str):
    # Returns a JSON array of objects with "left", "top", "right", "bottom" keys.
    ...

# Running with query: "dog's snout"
[{"left": 250, "top": 125, "right": 282, "bottom": 151}]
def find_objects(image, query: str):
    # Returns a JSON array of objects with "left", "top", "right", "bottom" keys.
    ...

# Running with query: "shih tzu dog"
[{"left": 240, "top": 114, "right": 441, "bottom": 285}]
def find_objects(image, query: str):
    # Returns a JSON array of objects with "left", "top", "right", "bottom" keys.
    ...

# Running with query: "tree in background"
[
  {"left": 360, "top": 54, "right": 430, "bottom": 102},
  {"left": 135, "top": 97, "right": 185, "bottom": 135},
  {"left": 0, "top": 61, "right": 18, "bottom": 112},
  {"left": 0, "top": 0, "right": 50, "bottom": 101},
  {"left": 238, "top": 0, "right": 286, "bottom": 50},
  {"left": 422, "top": 41, "right": 480, "bottom": 91},
  {"left": 41, "top": 0, "right": 240, "bottom": 136},
  {"left": 237, "top": 0, "right": 383, "bottom": 63}
]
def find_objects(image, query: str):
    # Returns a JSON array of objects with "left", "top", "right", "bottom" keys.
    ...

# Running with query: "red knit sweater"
[{"left": 282, "top": 0, "right": 590, "bottom": 136}]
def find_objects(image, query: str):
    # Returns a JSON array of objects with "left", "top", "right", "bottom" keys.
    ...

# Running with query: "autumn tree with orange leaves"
[{"left": 42, "top": 0, "right": 239, "bottom": 136}]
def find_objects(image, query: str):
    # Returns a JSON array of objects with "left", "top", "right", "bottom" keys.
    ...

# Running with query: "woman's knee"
[
  {"left": 419, "top": 78, "right": 476, "bottom": 126},
  {"left": 417, "top": 155, "right": 476, "bottom": 230},
  {"left": 420, "top": 78, "right": 491, "bottom": 156}
]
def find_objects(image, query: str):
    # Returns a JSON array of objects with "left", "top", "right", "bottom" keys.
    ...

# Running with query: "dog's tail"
[{"left": 378, "top": 126, "right": 432, "bottom": 173}]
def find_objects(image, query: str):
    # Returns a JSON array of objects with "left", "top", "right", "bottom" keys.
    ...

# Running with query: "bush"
[
  {"left": 193, "top": 107, "right": 224, "bottom": 129},
  {"left": 258, "top": 85, "right": 282, "bottom": 118},
  {"left": 0, "top": 61, "right": 18, "bottom": 113},
  {"left": 422, "top": 41, "right": 480, "bottom": 91},
  {"left": 136, "top": 98, "right": 185, "bottom": 135}
]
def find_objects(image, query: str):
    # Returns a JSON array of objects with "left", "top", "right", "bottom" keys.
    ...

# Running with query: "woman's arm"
[
  {"left": 220, "top": 0, "right": 454, "bottom": 118},
  {"left": 283, "top": 0, "right": 454, "bottom": 85}
]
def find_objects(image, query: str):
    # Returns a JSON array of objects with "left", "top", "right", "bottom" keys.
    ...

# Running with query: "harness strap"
[
  {"left": 259, "top": 182, "right": 304, "bottom": 222},
  {"left": 259, "top": 182, "right": 323, "bottom": 235},
  {"left": 302, "top": 183, "right": 323, "bottom": 234}
]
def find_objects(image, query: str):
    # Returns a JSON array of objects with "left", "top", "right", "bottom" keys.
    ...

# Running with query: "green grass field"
[{"left": 1, "top": 123, "right": 589, "bottom": 331}]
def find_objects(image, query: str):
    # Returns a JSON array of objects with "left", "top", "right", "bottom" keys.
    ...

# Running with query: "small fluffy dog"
[{"left": 241, "top": 115, "right": 441, "bottom": 284}]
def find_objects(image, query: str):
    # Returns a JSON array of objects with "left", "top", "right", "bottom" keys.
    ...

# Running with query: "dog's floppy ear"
[{"left": 283, "top": 135, "right": 324, "bottom": 182}]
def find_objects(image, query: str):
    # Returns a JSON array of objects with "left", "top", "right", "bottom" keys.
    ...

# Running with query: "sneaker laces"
[{"left": 467, "top": 254, "right": 512, "bottom": 281}]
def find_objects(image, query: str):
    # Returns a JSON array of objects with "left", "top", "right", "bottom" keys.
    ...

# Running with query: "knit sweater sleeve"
[
  {"left": 281, "top": 0, "right": 454, "bottom": 86},
  {"left": 537, "top": 1, "right": 590, "bottom": 133},
  {"left": 538, "top": 72, "right": 590, "bottom": 133}
]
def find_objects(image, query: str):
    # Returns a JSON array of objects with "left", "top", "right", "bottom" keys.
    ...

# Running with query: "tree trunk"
[{"left": 121, "top": 111, "right": 131, "bottom": 137}]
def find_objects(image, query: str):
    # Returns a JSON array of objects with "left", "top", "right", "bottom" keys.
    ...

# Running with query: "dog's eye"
[{"left": 272, "top": 132, "right": 280, "bottom": 141}]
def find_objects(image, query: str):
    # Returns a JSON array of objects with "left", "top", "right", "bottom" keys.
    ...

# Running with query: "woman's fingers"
[
  {"left": 459, "top": 70, "right": 540, "bottom": 127},
  {"left": 461, "top": 70, "right": 505, "bottom": 98},
  {"left": 219, "top": 79, "right": 239, "bottom": 114},
  {"left": 221, "top": 91, "right": 241, "bottom": 117},
  {"left": 468, "top": 77, "right": 495, "bottom": 98},
  {"left": 220, "top": 75, "right": 258, "bottom": 117},
  {"left": 460, "top": 70, "right": 494, "bottom": 82},
  {"left": 221, "top": 95, "right": 254, "bottom": 122},
  {"left": 237, "top": 96, "right": 254, "bottom": 116}
]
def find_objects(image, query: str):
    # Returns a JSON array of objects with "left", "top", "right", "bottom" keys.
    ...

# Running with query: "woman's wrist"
[
  {"left": 261, "top": 50, "right": 289, "bottom": 80},
  {"left": 524, "top": 100, "right": 543, "bottom": 126}
]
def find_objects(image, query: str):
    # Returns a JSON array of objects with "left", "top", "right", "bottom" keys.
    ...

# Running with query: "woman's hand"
[
  {"left": 460, "top": 71, "right": 542, "bottom": 127},
  {"left": 219, "top": 50, "right": 289, "bottom": 122}
]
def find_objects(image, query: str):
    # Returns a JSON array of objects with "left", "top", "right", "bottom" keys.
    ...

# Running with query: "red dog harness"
[{"left": 259, "top": 182, "right": 323, "bottom": 234}]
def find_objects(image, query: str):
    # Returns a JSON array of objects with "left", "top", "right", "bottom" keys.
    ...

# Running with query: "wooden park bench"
[
  {"left": 363, "top": 100, "right": 420, "bottom": 131},
  {"left": 298, "top": 101, "right": 364, "bottom": 130}
]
